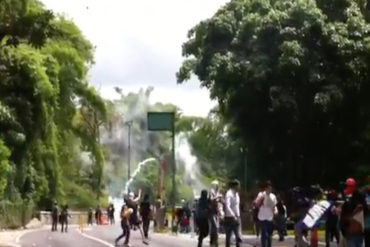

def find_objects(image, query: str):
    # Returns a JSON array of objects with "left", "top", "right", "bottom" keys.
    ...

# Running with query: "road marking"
[{"left": 77, "top": 230, "right": 114, "bottom": 247}]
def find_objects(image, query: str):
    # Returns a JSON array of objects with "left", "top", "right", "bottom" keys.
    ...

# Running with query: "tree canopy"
[
  {"left": 178, "top": 0, "right": 370, "bottom": 188},
  {"left": 0, "top": 0, "right": 106, "bottom": 208}
]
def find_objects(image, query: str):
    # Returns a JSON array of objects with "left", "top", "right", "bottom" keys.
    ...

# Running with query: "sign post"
[{"left": 147, "top": 112, "right": 176, "bottom": 232}]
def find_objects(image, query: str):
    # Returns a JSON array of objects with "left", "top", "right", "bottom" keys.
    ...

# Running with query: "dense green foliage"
[
  {"left": 0, "top": 0, "right": 106, "bottom": 210},
  {"left": 178, "top": 0, "right": 370, "bottom": 188},
  {"left": 183, "top": 112, "right": 248, "bottom": 186}
]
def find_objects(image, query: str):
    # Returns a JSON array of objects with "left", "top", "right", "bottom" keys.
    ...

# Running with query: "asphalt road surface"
[
  {"left": 16, "top": 224, "right": 312, "bottom": 247},
  {"left": 17, "top": 224, "right": 196, "bottom": 247}
]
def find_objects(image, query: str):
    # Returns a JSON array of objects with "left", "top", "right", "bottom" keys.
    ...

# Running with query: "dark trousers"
[
  {"left": 142, "top": 217, "right": 150, "bottom": 238},
  {"left": 276, "top": 215, "right": 287, "bottom": 241},
  {"left": 260, "top": 220, "right": 273, "bottom": 247},
  {"left": 61, "top": 219, "right": 68, "bottom": 232},
  {"left": 109, "top": 215, "right": 115, "bottom": 225},
  {"left": 209, "top": 215, "right": 218, "bottom": 246},
  {"left": 51, "top": 216, "right": 58, "bottom": 231},
  {"left": 254, "top": 220, "right": 261, "bottom": 237},
  {"left": 116, "top": 221, "right": 130, "bottom": 244},
  {"left": 224, "top": 217, "right": 241, "bottom": 247},
  {"left": 196, "top": 217, "right": 209, "bottom": 247},
  {"left": 325, "top": 224, "right": 340, "bottom": 247}
]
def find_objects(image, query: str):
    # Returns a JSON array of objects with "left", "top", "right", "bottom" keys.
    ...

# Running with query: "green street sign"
[{"left": 147, "top": 112, "right": 174, "bottom": 131}]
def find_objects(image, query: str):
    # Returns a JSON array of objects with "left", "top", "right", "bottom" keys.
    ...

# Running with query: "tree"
[
  {"left": 0, "top": 0, "right": 107, "bottom": 209},
  {"left": 178, "top": 0, "right": 370, "bottom": 188}
]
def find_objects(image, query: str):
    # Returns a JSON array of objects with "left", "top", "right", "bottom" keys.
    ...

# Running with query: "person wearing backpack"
[
  {"left": 254, "top": 181, "right": 277, "bottom": 247},
  {"left": 196, "top": 190, "right": 210, "bottom": 247}
]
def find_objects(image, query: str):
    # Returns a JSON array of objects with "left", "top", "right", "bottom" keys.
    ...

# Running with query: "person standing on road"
[
  {"left": 115, "top": 205, "right": 133, "bottom": 246},
  {"left": 196, "top": 190, "right": 210, "bottom": 247},
  {"left": 275, "top": 196, "right": 287, "bottom": 242},
  {"left": 254, "top": 181, "right": 277, "bottom": 247},
  {"left": 95, "top": 205, "right": 102, "bottom": 225},
  {"left": 340, "top": 189, "right": 366, "bottom": 247},
  {"left": 88, "top": 208, "right": 93, "bottom": 226},
  {"left": 224, "top": 179, "right": 242, "bottom": 247},
  {"left": 140, "top": 194, "right": 152, "bottom": 239},
  {"left": 209, "top": 180, "right": 222, "bottom": 247},
  {"left": 325, "top": 190, "right": 340, "bottom": 247},
  {"left": 107, "top": 204, "right": 115, "bottom": 225},
  {"left": 60, "top": 204, "right": 70, "bottom": 233},
  {"left": 51, "top": 201, "right": 59, "bottom": 232}
]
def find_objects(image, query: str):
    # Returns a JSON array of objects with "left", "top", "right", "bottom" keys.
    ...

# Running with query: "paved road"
[
  {"left": 16, "top": 224, "right": 312, "bottom": 247},
  {"left": 16, "top": 225, "right": 196, "bottom": 247},
  {"left": 85, "top": 224, "right": 196, "bottom": 247},
  {"left": 18, "top": 228, "right": 103, "bottom": 247}
]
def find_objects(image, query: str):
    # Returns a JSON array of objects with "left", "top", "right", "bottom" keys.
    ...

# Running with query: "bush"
[{"left": 0, "top": 200, "right": 34, "bottom": 229}]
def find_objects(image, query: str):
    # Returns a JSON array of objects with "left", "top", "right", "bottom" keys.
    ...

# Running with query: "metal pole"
[
  {"left": 171, "top": 113, "right": 176, "bottom": 232},
  {"left": 244, "top": 147, "right": 248, "bottom": 191},
  {"left": 124, "top": 120, "right": 133, "bottom": 182},
  {"left": 128, "top": 123, "right": 131, "bottom": 180}
]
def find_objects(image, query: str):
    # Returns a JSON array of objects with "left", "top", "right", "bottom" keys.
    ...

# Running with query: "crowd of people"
[
  {"left": 51, "top": 202, "right": 70, "bottom": 233},
  {"left": 49, "top": 177, "right": 369, "bottom": 247},
  {"left": 190, "top": 177, "right": 369, "bottom": 247}
]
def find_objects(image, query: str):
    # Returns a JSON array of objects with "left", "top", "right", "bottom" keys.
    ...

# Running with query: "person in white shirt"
[
  {"left": 254, "top": 181, "right": 277, "bottom": 247},
  {"left": 224, "top": 179, "right": 242, "bottom": 247}
]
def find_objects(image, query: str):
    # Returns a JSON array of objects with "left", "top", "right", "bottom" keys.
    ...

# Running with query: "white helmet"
[{"left": 211, "top": 180, "right": 219, "bottom": 186}]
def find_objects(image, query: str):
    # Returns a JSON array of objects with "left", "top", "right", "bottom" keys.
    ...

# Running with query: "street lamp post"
[{"left": 124, "top": 120, "right": 133, "bottom": 181}]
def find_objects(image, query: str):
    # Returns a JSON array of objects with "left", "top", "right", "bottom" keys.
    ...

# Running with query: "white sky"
[{"left": 41, "top": 0, "right": 229, "bottom": 116}]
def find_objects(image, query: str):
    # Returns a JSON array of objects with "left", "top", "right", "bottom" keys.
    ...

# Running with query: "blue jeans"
[
  {"left": 260, "top": 220, "right": 274, "bottom": 247},
  {"left": 224, "top": 217, "right": 241, "bottom": 247},
  {"left": 346, "top": 235, "right": 363, "bottom": 247}
]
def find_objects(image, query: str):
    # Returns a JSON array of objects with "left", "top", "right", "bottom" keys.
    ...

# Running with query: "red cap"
[{"left": 346, "top": 178, "right": 356, "bottom": 187}]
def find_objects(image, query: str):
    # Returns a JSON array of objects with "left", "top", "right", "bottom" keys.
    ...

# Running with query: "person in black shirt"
[
  {"left": 51, "top": 202, "right": 58, "bottom": 232},
  {"left": 140, "top": 194, "right": 151, "bottom": 239},
  {"left": 196, "top": 190, "right": 210, "bottom": 247},
  {"left": 88, "top": 208, "right": 93, "bottom": 226},
  {"left": 325, "top": 190, "right": 340, "bottom": 247},
  {"left": 60, "top": 205, "right": 69, "bottom": 233},
  {"left": 275, "top": 196, "right": 287, "bottom": 241},
  {"left": 107, "top": 204, "right": 115, "bottom": 225}
]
